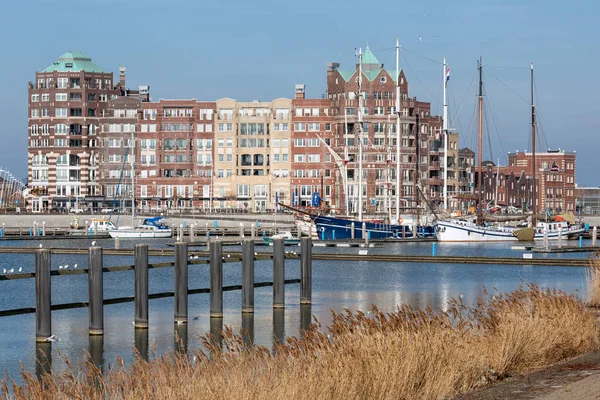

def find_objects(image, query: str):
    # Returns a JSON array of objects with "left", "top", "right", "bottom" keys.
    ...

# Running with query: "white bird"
[
  {"left": 44, "top": 335, "right": 56, "bottom": 342},
  {"left": 18, "top": 267, "right": 22, "bottom": 273},
  {"left": 64, "top": 264, "right": 69, "bottom": 269},
  {"left": 193, "top": 255, "right": 199, "bottom": 260},
  {"left": 39, "top": 244, "right": 43, "bottom": 248},
  {"left": 254, "top": 252, "right": 258, "bottom": 256},
  {"left": 2, "top": 269, "right": 6, "bottom": 274},
  {"left": 73, "top": 264, "right": 78, "bottom": 269},
  {"left": 91, "top": 241, "right": 97, "bottom": 246},
  {"left": 227, "top": 254, "right": 230, "bottom": 258},
  {"left": 8, "top": 268, "right": 14, "bottom": 274}
]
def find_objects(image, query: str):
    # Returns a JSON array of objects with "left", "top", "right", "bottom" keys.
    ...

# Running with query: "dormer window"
[
  {"left": 380, "top": 76, "right": 387, "bottom": 83},
  {"left": 65, "top": 62, "right": 73, "bottom": 68}
]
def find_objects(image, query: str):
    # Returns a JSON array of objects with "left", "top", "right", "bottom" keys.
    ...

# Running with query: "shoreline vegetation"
[{"left": 3, "top": 255, "right": 600, "bottom": 399}]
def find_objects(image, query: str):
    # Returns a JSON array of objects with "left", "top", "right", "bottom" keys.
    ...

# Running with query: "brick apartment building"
[
  {"left": 325, "top": 48, "right": 446, "bottom": 215},
  {"left": 135, "top": 100, "right": 216, "bottom": 211},
  {"left": 480, "top": 149, "right": 577, "bottom": 214},
  {"left": 290, "top": 85, "right": 336, "bottom": 209},
  {"left": 26, "top": 49, "right": 487, "bottom": 214}
]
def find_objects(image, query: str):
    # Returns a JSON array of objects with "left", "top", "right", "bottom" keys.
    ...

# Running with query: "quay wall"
[{"left": 0, "top": 213, "right": 294, "bottom": 229}]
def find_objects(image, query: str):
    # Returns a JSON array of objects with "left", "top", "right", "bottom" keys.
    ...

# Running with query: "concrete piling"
[
  {"left": 242, "top": 239, "right": 254, "bottom": 313},
  {"left": 351, "top": 222, "right": 355, "bottom": 239},
  {"left": 273, "top": 238, "right": 285, "bottom": 308},
  {"left": 42, "top": 221, "right": 46, "bottom": 236},
  {"left": 115, "top": 236, "right": 120, "bottom": 249},
  {"left": 300, "top": 237, "right": 312, "bottom": 304},
  {"left": 251, "top": 224, "right": 255, "bottom": 239},
  {"left": 88, "top": 246, "right": 104, "bottom": 335},
  {"left": 210, "top": 240, "right": 223, "bottom": 317},
  {"left": 174, "top": 242, "right": 188, "bottom": 324},
  {"left": 593, "top": 226, "right": 597, "bottom": 247},
  {"left": 134, "top": 244, "right": 149, "bottom": 328},
  {"left": 35, "top": 249, "right": 51, "bottom": 342},
  {"left": 361, "top": 222, "right": 366, "bottom": 240}
]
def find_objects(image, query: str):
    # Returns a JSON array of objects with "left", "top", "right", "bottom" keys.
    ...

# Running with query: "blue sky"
[{"left": 1, "top": 0, "right": 597, "bottom": 185}]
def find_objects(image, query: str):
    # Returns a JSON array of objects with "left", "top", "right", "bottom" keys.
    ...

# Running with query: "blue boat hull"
[{"left": 311, "top": 215, "right": 434, "bottom": 240}]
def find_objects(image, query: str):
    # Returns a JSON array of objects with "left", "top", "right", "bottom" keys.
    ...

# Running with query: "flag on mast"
[{"left": 445, "top": 67, "right": 450, "bottom": 83}]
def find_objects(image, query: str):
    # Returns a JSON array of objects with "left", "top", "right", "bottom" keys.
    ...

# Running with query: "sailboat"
[
  {"left": 108, "top": 132, "right": 172, "bottom": 239},
  {"left": 435, "top": 60, "right": 585, "bottom": 242}
]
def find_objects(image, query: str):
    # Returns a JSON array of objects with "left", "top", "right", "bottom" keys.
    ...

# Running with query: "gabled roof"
[{"left": 40, "top": 51, "right": 109, "bottom": 73}]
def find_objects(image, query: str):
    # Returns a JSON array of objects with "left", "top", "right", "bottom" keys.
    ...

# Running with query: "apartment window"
[
  {"left": 294, "top": 139, "right": 306, "bottom": 147},
  {"left": 282, "top": 154, "right": 288, "bottom": 162},
  {"left": 237, "top": 184, "right": 250, "bottom": 197},
  {"left": 57, "top": 78, "right": 68, "bottom": 89},
  {"left": 31, "top": 109, "right": 39, "bottom": 118},
  {"left": 42, "top": 108, "right": 50, "bottom": 117},
  {"left": 293, "top": 123, "right": 306, "bottom": 131},
  {"left": 345, "top": 107, "right": 355, "bottom": 115},
  {"left": 31, "top": 94, "right": 40, "bottom": 102},
  {"left": 54, "top": 124, "right": 67, "bottom": 135},
  {"left": 282, "top": 139, "right": 289, "bottom": 148}
]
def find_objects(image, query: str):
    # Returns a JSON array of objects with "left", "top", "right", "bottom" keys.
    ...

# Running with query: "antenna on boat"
[
  {"left": 477, "top": 57, "right": 483, "bottom": 220},
  {"left": 443, "top": 56, "right": 448, "bottom": 212},
  {"left": 357, "top": 47, "right": 363, "bottom": 222},
  {"left": 531, "top": 62, "right": 537, "bottom": 226},
  {"left": 395, "top": 39, "right": 401, "bottom": 223}
]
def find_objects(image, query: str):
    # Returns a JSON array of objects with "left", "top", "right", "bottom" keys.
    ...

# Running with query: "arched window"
[
  {"left": 30, "top": 125, "right": 39, "bottom": 135},
  {"left": 88, "top": 124, "right": 98, "bottom": 135},
  {"left": 56, "top": 154, "right": 68, "bottom": 165}
]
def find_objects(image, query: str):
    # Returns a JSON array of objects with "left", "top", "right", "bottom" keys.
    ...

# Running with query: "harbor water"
[{"left": 0, "top": 237, "right": 591, "bottom": 379}]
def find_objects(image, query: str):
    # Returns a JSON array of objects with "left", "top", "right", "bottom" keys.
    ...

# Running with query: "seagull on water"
[
  {"left": 91, "top": 241, "right": 97, "bottom": 246},
  {"left": 2, "top": 269, "right": 6, "bottom": 274},
  {"left": 64, "top": 264, "right": 69, "bottom": 269},
  {"left": 39, "top": 244, "right": 43, "bottom": 248},
  {"left": 73, "top": 264, "right": 78, "bottom": 269},
  {"left": 18, "top": 267, "right": 22, "bottom": 273},
  {"left": 193, "top": 255, "right": 199, "bottom": 260},
  {"left": 8, "top": 268, "right": 14, "bottom": 274}
]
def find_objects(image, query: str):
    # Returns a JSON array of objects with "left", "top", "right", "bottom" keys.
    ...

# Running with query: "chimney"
[
  {"left": 327, "top": 62, "right": 340, "bottom": 80},
  {"left": 295, "top": 84, "right": 305, "bottom": 99},
  {"left": 119, "top": 66, "right": 126, "bottom": 88}
]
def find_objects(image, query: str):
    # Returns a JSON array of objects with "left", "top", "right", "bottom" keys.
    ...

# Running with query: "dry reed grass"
[
  {"left": 2, "top": 284, "right": 599, "bottom": 400},
  {"left": 587, "top": 251, "right": 600, "bottom": 307}
]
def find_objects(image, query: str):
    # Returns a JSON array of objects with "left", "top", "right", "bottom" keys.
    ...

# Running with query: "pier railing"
[{"left": 0, "top": 238, "right": 313, "bottom": 342}]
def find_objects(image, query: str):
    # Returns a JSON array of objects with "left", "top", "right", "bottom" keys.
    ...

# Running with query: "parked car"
[
  {"left": 69, "top": 208, "right": 84, "bottom": 214},
  {"left": 101, "top": 208, "right": 115, "bottom": 214}
]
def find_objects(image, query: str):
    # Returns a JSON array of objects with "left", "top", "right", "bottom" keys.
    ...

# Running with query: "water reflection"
[
  {"left": 300, "top": 304, "right": 312, "bottom": 335},
  {"left": 272, "top": 309, "right": 285, "bottom": 349},
  {"left": 134, "top": 329, "right": 149, "bottom": 361},
  {"left": 209, "top": 317, "right": 223, "bottom": 350},
  {"left": 174, "top": 323, "right": 188, "bottom": 355},
  {"left": 241, "top": 313, "right": 254, "bottom": 346},
  {"left": 35, "top": 342, "right": 52, "bottom": 379},
  {"left": 88, "top": 335, "right": 104, "bottom": 369}
]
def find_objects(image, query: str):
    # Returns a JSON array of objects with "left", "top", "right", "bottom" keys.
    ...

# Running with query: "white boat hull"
[
  {"left": 436, "top": 219, "right": 586, "bottom": 242},
  {"left": 108, "top": 229, "right": 172, "bottom": 238}
]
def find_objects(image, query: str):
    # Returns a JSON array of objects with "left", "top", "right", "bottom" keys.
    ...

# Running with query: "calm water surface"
[{"left": 0, "top": 237, "right": 592, "bottom": 379}]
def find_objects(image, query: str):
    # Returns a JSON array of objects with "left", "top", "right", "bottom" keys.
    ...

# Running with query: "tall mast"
[
  {"left": 531, "top": 63, "right": 536, "bottom": 224},
  {"left": 130, "top": 130, "right": 135, "bottom": 222},
  {"left": 477, "top": 57, "right": 483, "bottom": 216},
  {"left": 357, "top": 48, "right": 363, "bottom": 221},
  {"left": 395, "top": 39, "right": 401, "bottom": 223},
  {"left": 443, "top": 56, "right": 448, "bottom": 211}
]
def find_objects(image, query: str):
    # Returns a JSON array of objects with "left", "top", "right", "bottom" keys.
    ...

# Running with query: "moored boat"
[
  {"left": 108, "top": 217, "right": 172, "bottom": 238},
  {"left": 262, "top": 231, "right": 301, "bottom": 245}
]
